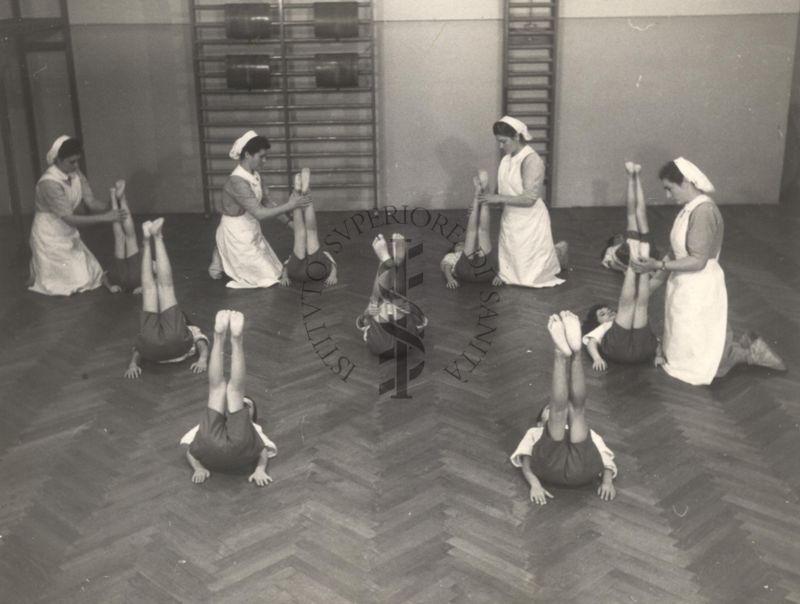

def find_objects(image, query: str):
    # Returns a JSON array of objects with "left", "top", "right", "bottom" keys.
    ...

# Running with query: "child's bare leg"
[
  {"left": 477, "top": 196, "right": 492, "bottom": 255},
  {"left": 303, "top": 202, "right": 321, "bottom": 256},
  {"left": 140, "top": 222, "right": 158, "bottom": 312},
  {"left": 292, "top": 206, "right": 307, "bottom": 260},
  {"left": 149, "top": 219, "right": 179, "bottom": 310},
  {"left": 632, "top": 270, "right": 651, "bottom": 329},
  {"left": 567, "top": 351, "right": 589, "bottom": 443},
  {"left": 118, "top": 192, "right": 139, "bottom": 257},
  {"left": 111, "top": 190, "right": 126, "bottom": 259},
  {"left": 616, "top": 266, "right": 637, "bottom": 329},
  {"left": 546, "top": 314, "right": 570, "bottom": 442},
  {"left": 371, "top": 235, "right": 393, "bottom": 303},
  {"left": 633, "top": 165, "right": 650, "bottom": 236},
  {"left": 624, "top": 162, "right": 638, "bottom": 234},
  {"left": 463, "top": 179, "right": 481, "bottom": 256},
  {"left": 391, "top": 233, "right": 406, "bottom": 266},
  {"left": 226, "top": 311, "right": 246, "bottom": 414},
  {"left": 207, "top": 310, "right": 229, "bottom": 415},
  {"left": 560, "top": 311, "right": 589, "bottom": 443}
]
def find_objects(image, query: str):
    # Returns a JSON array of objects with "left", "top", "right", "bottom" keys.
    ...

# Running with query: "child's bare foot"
[
  {"left": 372, "top": 234, "right": 391, "bottom": 264},
  {"left": 492, "top": 275, "right": 505, "bottom": 287},
  {"left": 142, "top": 221, "right": 152, "bottom": 238},
  {"left": 478, "top": 169, "right": 489, "bottom": 191},
  {"left": 229, "top": 311, "right": 245, "bottom": 337},
  {"left": 560, "top": 310, "right": 583, "bottom": 353},
  {"left": 391, "top": 233, "right": 406, "bottom": 264},
  {"left": 633, "top": 163, "right": 641, "bottom": 174},
  {"left": 214, "top": 310, "right": 231, "bottom": 334},
  {"left": 293, "top": 172, "right": 302, "bottom": 193},
  {"left": 149, "top": 217, "right": 164, "bottom": 237},
  {"left": 625, "top": 161, "right": 636, "bottom": 175},
  {"left": 301, "top": 167, "right": 311, "bottom": 194},
  {"left": 115, "top": 179, "right": 126, "bottom": 198},
  {"left": 548, "top": 314, "right": 572, "bottom": 357}
]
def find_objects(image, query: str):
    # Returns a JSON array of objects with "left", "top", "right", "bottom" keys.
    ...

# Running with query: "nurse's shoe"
[{"left": 747, "top": 337, "right": 787, "bottom": 372}]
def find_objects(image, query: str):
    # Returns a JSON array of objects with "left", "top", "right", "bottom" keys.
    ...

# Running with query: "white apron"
[
  {"left": 497, "top": 146, "right": 564, "bottom": 288},
  {"left": 662, "top": 195, "right": 727, "bottom": 385},
  {"left": 213, "top": 167, "right": 281, "bottom": 289},
  {"left": 29, "top": 167, "right": 104, "bottom": 296}
]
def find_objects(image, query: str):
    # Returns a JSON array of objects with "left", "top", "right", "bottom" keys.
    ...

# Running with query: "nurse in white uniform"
[
  {"left": 632, "top": 158, "right": 785, "bottom": 384},
  {"left": 478, "top": 116, "right": 564, "bottom": 288},
  {"left": 208, "top": 130, "right": 310, "bottom": 289},
  {"left": 29, "top": 136, "right": 126, "bottom": 296}
]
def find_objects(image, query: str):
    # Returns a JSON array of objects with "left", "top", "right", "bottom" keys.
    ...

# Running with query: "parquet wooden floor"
[{"left": 0, "top": 205, "right": 798, "bottom": 603}]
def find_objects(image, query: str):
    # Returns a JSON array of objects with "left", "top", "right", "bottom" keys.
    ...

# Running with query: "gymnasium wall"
[
  {"left": 780, "top": 10, "right": 800, "bottom": 206},
  {"left": 0, "top": 0, "right": 797, "bottom": 216}
]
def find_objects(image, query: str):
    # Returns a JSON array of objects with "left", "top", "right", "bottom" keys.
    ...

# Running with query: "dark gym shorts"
[
  {"left": 189, "top": 408, "right": 264, "bottom": 473},
  {"left": 529, "top": 425, "right": 604, "bottom": 487},
  {"left": 108, "top": 252, "right": 141, "bottom": 292},
  {"left": 453, "top": 250, "right": 498, "bottom": 283},
  {"left": 286, "top": 249, "right": 333, "bottom": 283},
  {"left": 601, "top": 321, "right": 658, "bottom": 364},
  {"left": 615, "top": 231, "right": 659, "bottom": 266},
  {"left": 135, "top": 304, "right": 194, "bottom": 362}
]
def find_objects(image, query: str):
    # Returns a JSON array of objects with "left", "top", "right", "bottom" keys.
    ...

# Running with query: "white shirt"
[
  {"left": 440, "top": 251, "right": 462, "bottom": 272},
  {"left": 180, "top": 422, "right": 278, "bottom": 458},
  {"left": 510, "top": 426, "right": 617, "bottom": 478},
  {"left": 160, "top": 325, "right": 208, "bottom": 364},
  {"left": 581, "top": 321, "right": 614, "bottom": 348}
]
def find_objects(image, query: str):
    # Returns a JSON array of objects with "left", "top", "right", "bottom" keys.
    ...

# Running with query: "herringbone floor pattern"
[{"left": 0, "top": 206, "right": 798, "bottom": 603}]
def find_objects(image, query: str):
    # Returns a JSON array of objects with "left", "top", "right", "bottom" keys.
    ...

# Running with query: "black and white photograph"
[{"left": 1, "top": 0, "right": 799, "bottom": 602}]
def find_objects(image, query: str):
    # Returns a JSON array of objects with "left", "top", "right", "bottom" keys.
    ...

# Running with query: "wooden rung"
[
  {"left": 200, "top": 87, "right": 374, "bottom": 95},
  {"left": 194, "top": 20, "right": 372, "bottom": 28},
  {"left": 207, "top": 182, "right": 374, "bottom": 190},
  {"left": 201, "top": 104, "right": 373, "bottom": 112},
  {"left": 508, "top": 16, "right": 555, "bottom": 22},
  {"left": 203, "top": 135, "right": 374, "bottom": 143}
]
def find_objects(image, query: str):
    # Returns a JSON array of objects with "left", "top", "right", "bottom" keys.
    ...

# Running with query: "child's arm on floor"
[
  {"left": 124, "top": 349, "right": 142, "bottom": 379},
  {"left": 597, "top": 469, "right": 616, "bottom": 501},
  {"left": 586, "top": 339, "right": 607, "bottom": 372},
  {"left": 521, "top": 456, "right": 553, "bottom": 505},
  {"left": 248, "top": 449, "right": 273, "bottom": 486},
  {"left": 191, "top": 340, "right": 209, "bottom": 374},
  {"left": 441, "top": 260, "right": 459, "bottom": 289},
  {"left": 185, "top": 449, "right": 210, "bottom": 484}
]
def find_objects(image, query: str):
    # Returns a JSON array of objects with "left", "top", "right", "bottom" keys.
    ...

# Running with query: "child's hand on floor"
[
  {"left": 191, "top": 359, "right": 207, "bottom": 374},
  {"left": 529, "top": 485, "right": 553, "bottom": 505},
  {"left": 124, "top": 365, "right": 142, "bottom": 379},
  {"left": 192, "top": 468, "right": 210, "bottom": 484},
  {"left": 597, "top": 481, "right": 616, "bottom": 501},
  {"left": 248, "top": 469, "right": 273, "bottom": 487},
  {"left": 592, "top": 358, "right": 607, "bottom": 372},
  {"left": 446, "top": 279, "right": 460, "bottom": 289}
]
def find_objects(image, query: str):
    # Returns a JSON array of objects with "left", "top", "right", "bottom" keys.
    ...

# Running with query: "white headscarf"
[
  {"left": 229, "top": 130, "right": 259, "bottom": 160},
  {"left": 674, "top": 157, "right": 715, "bottom": 194},
  {"left": 46, "top": 135, "right": 72, "bottom": 165},
  {"left": 498, "top": 116, "right": 533, "bottom": 141}
]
